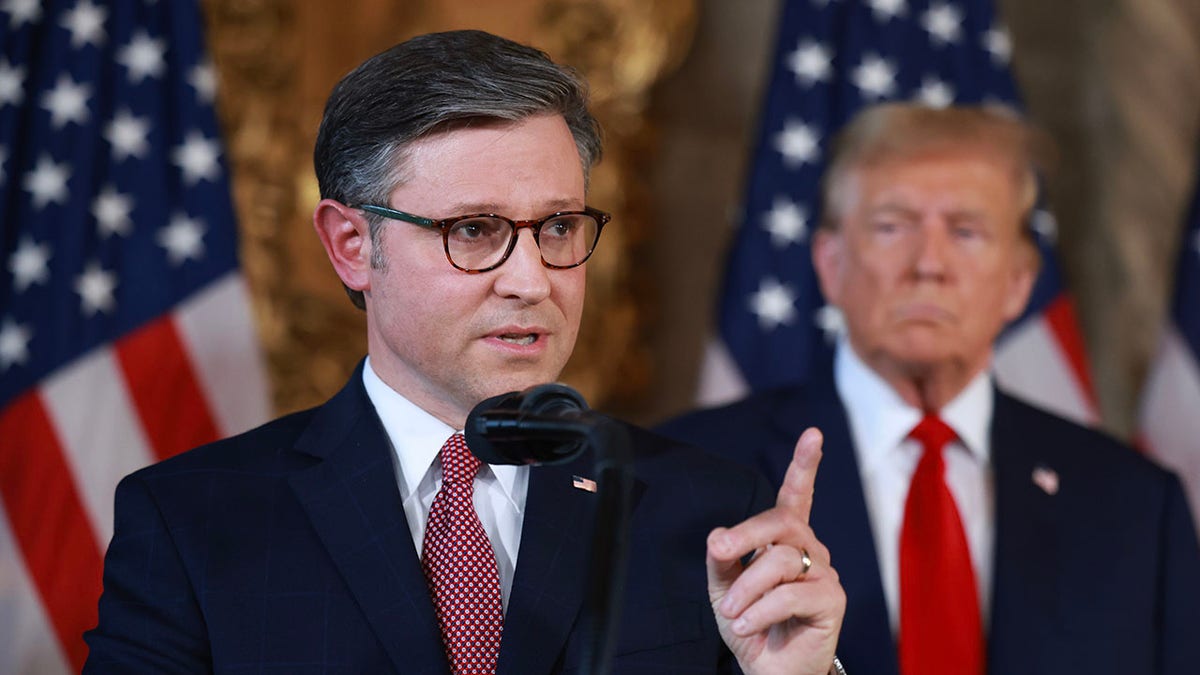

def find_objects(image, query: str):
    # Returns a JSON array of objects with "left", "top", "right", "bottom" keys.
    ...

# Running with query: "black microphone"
[
  {"left": 464, "top": 383, "right": 593, "bottom": 465},
  {"left": 468, "top": 383, "right": 635, "bottom": 675}
]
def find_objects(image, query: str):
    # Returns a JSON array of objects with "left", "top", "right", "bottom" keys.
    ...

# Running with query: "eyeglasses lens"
[{"left": 446, "top": 214, "right": 600, "bottom": 270}]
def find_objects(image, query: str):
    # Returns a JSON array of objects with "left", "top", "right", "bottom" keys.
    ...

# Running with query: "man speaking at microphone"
[{"left": 84, "top": 30, "right": 846, "bottom": 674}]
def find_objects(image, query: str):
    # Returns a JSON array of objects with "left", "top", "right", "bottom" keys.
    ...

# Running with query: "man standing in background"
[{"left": 661, "top": 103, "right": 1200, "bottom": 675}]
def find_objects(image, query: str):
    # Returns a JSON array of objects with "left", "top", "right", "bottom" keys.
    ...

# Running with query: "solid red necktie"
[
  {"left": 898, "top": 415, "right": 984, "bottom": 675},
  {"left": 421, "top": 433, "right": 504, "bottom": 675}
]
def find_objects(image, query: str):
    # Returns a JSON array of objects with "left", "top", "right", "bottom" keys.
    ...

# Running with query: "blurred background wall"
[{"left": 206, "top": 0, "right": 1200, "bottom": 440}]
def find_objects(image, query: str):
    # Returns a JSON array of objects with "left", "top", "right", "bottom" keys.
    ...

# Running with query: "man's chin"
[
  {"left": 885, "top": 340, "right": 958, "bottom": 374},
  {"left": 474, "top": 370, "right": 567, "bottom": 403}
]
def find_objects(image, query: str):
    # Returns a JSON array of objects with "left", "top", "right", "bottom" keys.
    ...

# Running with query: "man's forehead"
[
  {"left": 864, "top": 198, "right": 993, "bottom": 221},
  {"left": 386, "top": 114, "right": 586, "bottom": 216},
  {"left": 397, "top": 114, "right": 577, "bottom": 165},
  {"left": 832, "top": 154, "right": 1026, "bottom": 233},
  {"left": 437, "top": 197, "right": 584, "bottom": 216},
  {"left": 851, "top": 153, "right": 1020, "bottom": 197}
]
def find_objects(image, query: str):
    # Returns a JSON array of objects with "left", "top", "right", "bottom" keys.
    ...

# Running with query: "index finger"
[{"left": 775, "top": 427, "right": 823, "bottom": 522}]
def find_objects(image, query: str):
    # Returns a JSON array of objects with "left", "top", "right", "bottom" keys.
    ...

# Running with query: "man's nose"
[
  {"left": 493, "top": 228, "right": 552, "bottom": 304},
  {"left": 913, "top": 221, "right": 950, "bottom": 279}
]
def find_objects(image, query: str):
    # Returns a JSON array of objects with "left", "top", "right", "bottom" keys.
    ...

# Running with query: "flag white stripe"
[
  {"left": 1139, "top": 326, "right": 1200, "bottom": 527},
  {"left": 994, "top": 318, "right": 1098, "bottom": 426},
  {"left": 40, "top": 349, "right": 156, "bottom": 548},
  {"left": 175, "top": 273, "right": 271, "bottom": 436},
  {"left": 0, "top": 502, "right": 72, "bottom": 675},
  {"left": 696, "top": 338, "right": 751, "bottom": 407}
]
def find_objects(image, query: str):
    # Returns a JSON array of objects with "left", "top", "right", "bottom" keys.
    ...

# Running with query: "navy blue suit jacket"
[
  {"left": 658, "top": 371, "right": 1200, "bottom": 675},
  {"left": 85, "top": 366, "right": 771, "bottom": 674}
]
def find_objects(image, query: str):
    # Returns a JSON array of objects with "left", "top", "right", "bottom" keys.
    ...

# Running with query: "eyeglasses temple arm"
[{"left": 358, "top": 204, "right": 437, "bottom": 227}]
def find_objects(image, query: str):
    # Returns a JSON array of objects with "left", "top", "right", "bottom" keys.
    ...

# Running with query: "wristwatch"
[{"left": 829, "top": 655, "right": 847, "bottom": 675}]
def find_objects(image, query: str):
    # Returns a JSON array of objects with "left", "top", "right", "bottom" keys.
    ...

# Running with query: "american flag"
[
  {"left": 0, "top": 1, "right": 270, "bottom": 672},
  {"left": 1140, "top": 180, "right": 1200, "bottom": 531},
  {"left": 698, "top": 0, "right": 1099, "bottom": 428}
]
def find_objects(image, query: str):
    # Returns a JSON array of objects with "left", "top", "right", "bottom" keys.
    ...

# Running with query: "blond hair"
[{"left": 819, "top": 103, "right": 1052, "bottom": 232}]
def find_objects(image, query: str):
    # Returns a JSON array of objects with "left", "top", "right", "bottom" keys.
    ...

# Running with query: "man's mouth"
[
  {"left": 497, "top": 333, "right": 538, "bottom": 346},
  {"left": 897, "top": 303, "right": 953, "bottom": 323}
]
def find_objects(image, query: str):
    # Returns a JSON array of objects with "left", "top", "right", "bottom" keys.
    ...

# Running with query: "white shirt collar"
[
  {"left": 941, "top": 366, "right": 992, "bottom": 463},
  {"left": 834, "top": 339, "right": 993, "bottom": 467},
  {"left": 361, "top": 357, "right": 522, "bottom": 504}
]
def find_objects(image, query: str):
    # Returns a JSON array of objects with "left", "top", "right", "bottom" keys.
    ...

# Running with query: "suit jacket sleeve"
[{"left": 83, "top": 473, "right": 212, "bottom": 673}]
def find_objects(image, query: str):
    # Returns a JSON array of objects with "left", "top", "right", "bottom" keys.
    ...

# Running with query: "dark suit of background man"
[
  {"left": 661, "top": 103, "right": 1200, "bottom": 675},
  {"left": 83, "top": 30, "right": 848, "bottom": 675}
]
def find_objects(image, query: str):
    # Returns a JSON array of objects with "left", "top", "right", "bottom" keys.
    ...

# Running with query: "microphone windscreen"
[{"left": 464, "top": 384, "right": 591, "bottom": 465}]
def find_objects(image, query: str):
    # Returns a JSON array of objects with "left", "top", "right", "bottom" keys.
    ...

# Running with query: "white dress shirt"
[
  {"left": 362, "top": 358, "right": 529, "bottom": 611},
  {"left": 834, "top": 341, "right": 995, "bottom": 633}
]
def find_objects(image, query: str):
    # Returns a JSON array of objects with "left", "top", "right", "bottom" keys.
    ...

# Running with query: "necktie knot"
[
  {"left": 440, "top": 433, "right": 481, "bottom": 486},
  {"left": 909, "top": 414, "right": 957, "bottom": 456}
]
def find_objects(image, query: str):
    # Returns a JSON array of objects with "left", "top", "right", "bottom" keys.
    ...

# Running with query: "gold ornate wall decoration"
[
  {"left": 202, "top": 0, "right": 302, "bottom": 414},
  {"left": 533, "top": 0, "right": 699, "bottom": 415},
  {"left": 203, "top": 0, "right": 362, "bottom": 416},
  {"left": 203, "top": 0, "right": 696, "bottom": 416}
]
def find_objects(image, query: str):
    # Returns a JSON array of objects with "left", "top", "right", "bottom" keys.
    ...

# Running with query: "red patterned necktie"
[
  {"left": 422, "top": 433, "right": 504, "bottom": 674},
  {"left": 898, "top": 415, "right": 984, "bottom": 675}
]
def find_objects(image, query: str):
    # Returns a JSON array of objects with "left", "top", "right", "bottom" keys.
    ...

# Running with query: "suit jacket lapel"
[
  {"left": 770, "top": 384, "right": 899, "bottom": 675},
  {"left": 987, "top": 390, "right": 1061, "bottom": 672},
  {"left": 497, "top": 454, "right": 600, "bottom": 675},
  {"left": 288, "top": 367, "right": 449, "bottom": 675}
]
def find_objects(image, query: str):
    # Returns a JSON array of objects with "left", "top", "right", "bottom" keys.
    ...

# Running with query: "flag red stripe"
[
  {"left": 0, "top": 392, "right": 103, "bottom": 672},
  {"left": 1043, "top": 295, "right": 1099, "bottom": 408},
  {"left": 114, "top": 315, "right": 221, "bottom": 462}
]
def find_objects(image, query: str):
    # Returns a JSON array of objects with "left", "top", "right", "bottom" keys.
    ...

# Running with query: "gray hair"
[{"left": 313, "top": 30, "right": 603, "bottom": 309}]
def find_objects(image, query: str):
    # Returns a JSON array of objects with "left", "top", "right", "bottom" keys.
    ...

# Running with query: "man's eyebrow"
[{"left": 947, "top": 209, "right": 989, "bottom": 223}]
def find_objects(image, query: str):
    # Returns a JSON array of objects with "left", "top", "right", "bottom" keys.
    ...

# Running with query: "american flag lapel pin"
[
  {"left": 572, "top": 475, "right": 597, "bottom": 493},
  {"left": 1032, "top": 464, "right": 1059, "bottom": 496}
]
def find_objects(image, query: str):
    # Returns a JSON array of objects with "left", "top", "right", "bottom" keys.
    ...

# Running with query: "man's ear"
[
  {"left": 313, "top": 199, "right": 372, "bottom": 295},
  {"left": 811, "top": 228, "right": 844, "bottom": 305}
]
